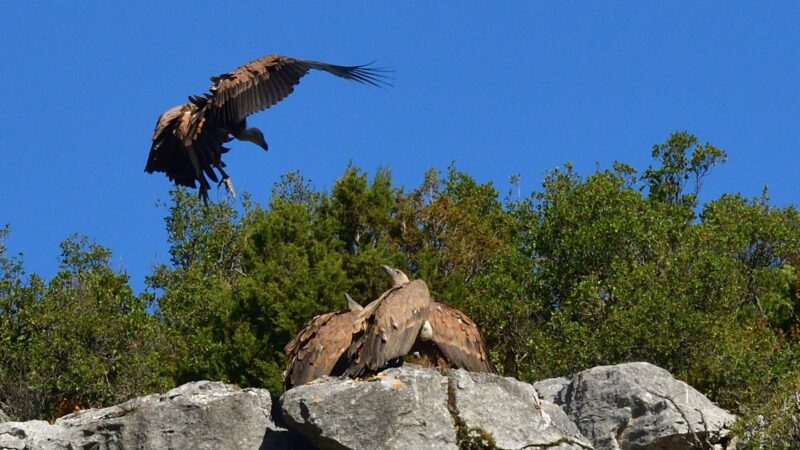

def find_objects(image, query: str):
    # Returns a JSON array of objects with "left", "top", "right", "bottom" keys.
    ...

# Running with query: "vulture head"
[
  {"left": 381, "top": 264, "right": 410, "bottom": 287},
  {"left": 345, "top": 293, "right": 363, "bottom": 312},
  {"left": 234, "top": 127, "right": 269, "bottom": 151}
]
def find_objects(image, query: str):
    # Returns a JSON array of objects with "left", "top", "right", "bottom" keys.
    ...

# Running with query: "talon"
[
  {"left": 219, "top": 177, "right": 236, "bottom": 199},
  {"left": 199, "top": 189, "right": 210, "bottom": 206}
]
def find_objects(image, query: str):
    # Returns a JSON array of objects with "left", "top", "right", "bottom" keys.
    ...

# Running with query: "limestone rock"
[
  {"left": 542, "top": 362, "right": 736, "bottom": 450},
  {"left": 0, "top": 362, "right": 737, "bottom": 450},
  {"left": 534, "top": 376, "right": 571, "bottom": 404},
  {"left": 281, "top": 366, "right": 594, "bottom": 450},
  {"left": 449, "top": 370, "right": 592, "bottom": 449},
  {"left": 0, "top": 381, "right": 298, "bottom": 450},
  {"left": 0, "top": 420, "right": 61, "bottom": 450},
  {"left": 281, "top": 366, "right": 457, "bottom": 450}
]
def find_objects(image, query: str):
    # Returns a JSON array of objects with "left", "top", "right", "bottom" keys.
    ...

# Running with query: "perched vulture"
[
  {"left": 345, "top": 265, "right": 433, "bottom": 376},
  {"left": 409, "top": 301, "right": 496, "bottom": 373},
  {"left": 347, "top": 265, "right": 496, "bottom": 376},
  {"left": 145, "top": 54, "right": 388, "bottom": 203},
  {"left": 283, "top": 294, "right": 363, "bottom": 390}
]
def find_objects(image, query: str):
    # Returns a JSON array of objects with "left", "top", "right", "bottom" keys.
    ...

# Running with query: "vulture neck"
[{"left": 390, "top": 273, "right": 410, "bottom": 287}]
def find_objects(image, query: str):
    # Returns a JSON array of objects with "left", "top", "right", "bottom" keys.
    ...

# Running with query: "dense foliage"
[
  {"left": 1, "top": 132, "right": 799, "bottom": 445},
  {"left": 0, "top": 230, "right": 172, "bottom": 419}
]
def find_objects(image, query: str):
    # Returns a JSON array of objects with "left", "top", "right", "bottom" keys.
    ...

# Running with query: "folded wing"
[{"left": 345, "top": 280, "right": 431, "bottom": 376}]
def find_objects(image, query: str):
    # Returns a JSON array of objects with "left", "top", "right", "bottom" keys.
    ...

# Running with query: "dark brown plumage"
[
  {"left": 145, "top": 54, "right": 388, "bottom": 203},
  {"left": 283, "top": 294, "right": 363, "bottom": 390}
]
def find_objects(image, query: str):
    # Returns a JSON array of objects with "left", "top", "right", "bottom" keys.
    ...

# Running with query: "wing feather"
[
  {"left": 284, "top": 311, "right": 359, "bottom": 390},
  {"left": 145, "top": 105, "right": 198, "bottom": 188},
  {"left": 345, "top": 280, "right": 431, "bottom": 376},
  {"left": 204, "top": 54, "right": 388, "bottom": 129},
  {"left": 145, "top": 102, "right": 229, "bottom": 200},
  {"left": 428, "top": 301, "right": 496, "bottom": 373}
]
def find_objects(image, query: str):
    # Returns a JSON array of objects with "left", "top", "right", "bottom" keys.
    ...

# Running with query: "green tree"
[
  {"left": 146, "top": 189, "right": 246, "bottom": 384},
  {"left": 1, "top": 232, "right": 170, "bottom": 420},
  {"left": 229, "top": 173, "right": 350, "bottom": 392},
  {"left": 0, "top": 226, "right": 46, "bottom": 419},
  {"left": 642, "top": 131, "right": 727, "bottom": 207}
]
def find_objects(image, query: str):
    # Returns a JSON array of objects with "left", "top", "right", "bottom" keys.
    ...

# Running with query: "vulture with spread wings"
[
  {"left": 345, "top": 266, "right": 432, "bottom": 377},
  {"left": 145, "top": 54, "right": 387, "bottom": 203},
  {"left": 345, "top": 265, "right": 495, "bottom": 377}
]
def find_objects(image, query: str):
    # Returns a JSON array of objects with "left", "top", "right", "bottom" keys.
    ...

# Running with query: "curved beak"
[{"left": 257, "top": 136, "right": 269, "bottom": 152}]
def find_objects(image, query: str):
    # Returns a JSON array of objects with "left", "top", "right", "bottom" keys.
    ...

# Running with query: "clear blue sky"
[{"left": 1, "top": 2, "right": 798, "bottom": 293}]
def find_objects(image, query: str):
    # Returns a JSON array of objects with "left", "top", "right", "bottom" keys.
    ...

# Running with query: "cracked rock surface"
[
  {"left": 281, "top": 366, "right": 593, "bottom": 450},
  {"left": 0, "top": 381, "right": 298, "bottom": 450},
  {"left": 449, "top": 370, "right": 593, "bottom": 449},
  {"left": 0, "top": 363, "right": 736, "bottom": 450},
  {"left": 535, "top": 362, "right": 736, "bottom": 450},
  {"left": 281, "top": 366, "right": 457, "bottom": 450}
]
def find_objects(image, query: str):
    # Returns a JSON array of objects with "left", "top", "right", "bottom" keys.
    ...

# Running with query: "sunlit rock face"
[
  {"left": 0, "top": 362, "right": 735, "bottom": 450},
  {"left": 280, "top": 366, "right": 591, "bottom": 450},
  {"left": 0, "top": 381, "right": 301, "bottom": 450},
  {"left": 535, "top": 362, "right": 736, "bottom": 450}
]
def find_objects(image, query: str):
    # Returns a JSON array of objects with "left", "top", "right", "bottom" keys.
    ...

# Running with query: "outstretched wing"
[
  {"left": 429, "top": 301, "right": 496, "bottom": 373},
  {"left": 284, "top": 311, "right": 357, "bottom": 390},
  {"left": 204, "top": 54, "right": 389, "bottom": 129},
  {"left": 345, "top": 280, "right": 431, "bottom": 376}
]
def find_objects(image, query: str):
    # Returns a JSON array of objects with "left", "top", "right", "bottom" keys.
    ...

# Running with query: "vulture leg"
[
  {"left": 216, "top": 166, "right": 236, "bottom": 199},
  {"left": 221, "top": 179, "right": 236, "bottom": 199},
  {"left": 198, "top": 186, "right": 209, "bottom": 206}
]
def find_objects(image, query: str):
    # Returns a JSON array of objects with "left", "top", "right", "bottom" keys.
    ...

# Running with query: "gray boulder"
[
  {"left": 449, "top": 370, "right": 592, "bottom": 449},
  {"left": 536, "top": 362, "right": 736, "bottom": 450},
  {"left": 534, "top": 376, "right": 571, "bottom": 404},
  {"left": 0, "top": 381, "right": 300, "bottom": 450},
  {"left": 281, "top": 366, "right": 456, "bottom": 450},
  {"left": 281, "top": 366, "right": 593, "bottom": 450}
]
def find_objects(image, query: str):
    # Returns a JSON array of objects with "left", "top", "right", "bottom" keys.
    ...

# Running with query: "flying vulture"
[
  {"left": 283, "top": 294, "right": 364, "bottom": 390},
  {"left": 345, "top": 265, "right": 433, "bottom": 376},
  {"left": 145, "top": 54, "right": 388, "bottom": 203}
]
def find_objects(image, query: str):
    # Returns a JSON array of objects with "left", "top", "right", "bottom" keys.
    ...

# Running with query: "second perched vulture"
[
  {"left": 145, "top": 54, "right": 387, "bottom": 203},
  {"left": 345, "top": 265, "right": 432, "bottom": 376},
  {"left": 283, "top": 294, "right": 363, "bottom": 390}
]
